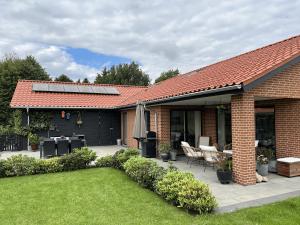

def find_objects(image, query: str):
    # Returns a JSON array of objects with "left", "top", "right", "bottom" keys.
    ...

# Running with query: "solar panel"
[
  {"left": 63, "top": 85, "right": 79, "bottom": 93},
  {"left": 32, "top": 83, "right": 119, "bottom": 95},
  {"left": 48, "top": 84, "right": 64, "bottom": 92},
  {"left": 92, "top": 86, "right": 107, "bottom": 94},
  {"left": 104, "top": 87, "right": 120, "bottom": 95},
  {"left": 78, "top": 85, "right": 93, "bottom": 93},
  {"left": 32, "top": 83, "right": 49, "bottom": 92}
]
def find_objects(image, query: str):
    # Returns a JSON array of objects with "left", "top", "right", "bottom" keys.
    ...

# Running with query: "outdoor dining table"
[{"left": 223, "top": 150, "right": 233, "bottom": 157}]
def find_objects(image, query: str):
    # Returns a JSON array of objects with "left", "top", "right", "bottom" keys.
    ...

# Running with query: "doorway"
[{"left": 122, "top": 112, "right": 127, "bottom": 145}]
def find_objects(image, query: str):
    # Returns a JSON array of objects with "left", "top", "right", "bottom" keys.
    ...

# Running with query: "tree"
[
  {"left": 76, "top": 79, "right": 81, "bottom": 83},
  {"left": 0, "top": 54, "right": 50, "bottom": 124},
  {"left": 55, "top": 74, "right": 73, "bottom": 82},
  {"left": 82, "top": 78, "right": 90, "bottom": 83},
  {"left": 94, "top": 62, "right": 150, "bottom": 86},
  {"left": 155, "top": 69, "right": 179, "bottom": 83}
]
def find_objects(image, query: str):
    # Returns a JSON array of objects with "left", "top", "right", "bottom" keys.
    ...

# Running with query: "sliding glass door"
[{"left": 170, "top": 110, "right": 201, "bottom": 150}]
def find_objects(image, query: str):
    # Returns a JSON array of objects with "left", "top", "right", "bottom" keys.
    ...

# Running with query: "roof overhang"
[{"left": 118, "top": 84, "right": 243, "bottom": 109}]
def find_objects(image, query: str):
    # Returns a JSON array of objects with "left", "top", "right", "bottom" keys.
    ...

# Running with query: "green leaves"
[
  {"left": 0, "top": 55, "right": 50, "bottom": 124},
  {"left": 94, "top": 62, "right": 150, "bottom": 86},
  {"left": 155, "top": 69, "right": 179, "bottom": 83}
]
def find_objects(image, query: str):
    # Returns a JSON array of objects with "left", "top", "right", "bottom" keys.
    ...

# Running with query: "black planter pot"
[
  {"left": 217, "top": 170, "right": 232, "bottom": 184},
  {"left": 160, "top": 153, "right": 169, "bottom": 162}
]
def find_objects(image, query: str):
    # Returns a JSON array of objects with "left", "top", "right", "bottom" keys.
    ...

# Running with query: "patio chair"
[
  {"left": 181, "top": 141, "right": 203, "bottom": 167},
  {"left": 40, "top": 139, "right": 56, "bottom": 158},
  {"left": 200, "top": 145, "right": 219, "bottom": 171},
  {"left": 197, "top": 136, "right": 210, "bottom": 148},
  {"left": 57, "top": 138, "right": 69, "bottom": 156},
  {"left": 69, "top": 137, "right": 83, "bottom": 153}
]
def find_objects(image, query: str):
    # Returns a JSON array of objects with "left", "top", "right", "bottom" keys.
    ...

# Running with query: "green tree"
[
  {"left": 0, "top": 54, "right": 50, "bottom": 124},
  {"left": 155, "top": 69, "right": 179, "bottom": 83},
  {"left": 76, "top": 79, "right": 81, "bottom": 83},
  {"left": 82, "top": 78, "right": 90, "bottom": 83},
  {"left": 94, "top": 62, "right": 150, "bottom": 86},
  {"left": 54, "top": 74, "right": 73, "bottom": 82}
]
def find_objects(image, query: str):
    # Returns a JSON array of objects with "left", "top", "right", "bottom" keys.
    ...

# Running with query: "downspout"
[{"left": 27, "top": 107, "right": 30, "bottom": 151}]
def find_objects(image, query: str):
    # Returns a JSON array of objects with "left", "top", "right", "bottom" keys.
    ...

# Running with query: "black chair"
[
  {"left": 57, "top": 139, "right": 69, "bottom": 156},
  {"left": 40, "top": 139, "right": 56, "bottom": 158},
  {"left": 69, "top": 137, "right": 83, "bottom": 153}
]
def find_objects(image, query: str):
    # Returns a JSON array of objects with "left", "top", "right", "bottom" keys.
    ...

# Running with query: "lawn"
[{"left": 0, "top": 168, "right": 299, "bottom": 225}]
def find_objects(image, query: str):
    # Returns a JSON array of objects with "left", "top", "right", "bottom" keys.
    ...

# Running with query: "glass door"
[
  {"left": 170, "top": 110, "right": 201, "bottom": 150},
  {"left": 217, "top": 108, "right": 232, "bottom": 149},
  {"left": 122, "top": 112, "right": 127, "bottom": 145}
]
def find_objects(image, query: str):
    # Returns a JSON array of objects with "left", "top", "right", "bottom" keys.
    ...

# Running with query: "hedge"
[{"left": 0, "top": 147, "right": 96, "bottom": 177}]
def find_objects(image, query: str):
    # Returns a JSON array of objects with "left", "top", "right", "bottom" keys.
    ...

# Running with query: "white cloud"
[{"left": 0, "top": 0, "right": 300, "bottom": 81}]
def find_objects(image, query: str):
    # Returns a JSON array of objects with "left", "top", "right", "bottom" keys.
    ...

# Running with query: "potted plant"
[
  {"left": 257, "top": 155, "right": 269, "bottom": 176},
  {"left": 170, "top": 149, "right": 177, "bottom": 161},
  {"left": 216, "top": 153, "right": 232, "bottom": 184},
  {"left": 28, "top": 133, "right": 40, "bottom": 151},
  {"left": 159, "top": 143, "right": 170, "bottom": 162},
  {"left": 267, "top": 149, "right": 277, "bottom": 173}
]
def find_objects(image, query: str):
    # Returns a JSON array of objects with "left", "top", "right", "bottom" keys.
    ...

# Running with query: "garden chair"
[
  {"left": 200, "top": 145, "right": 219, "bottom": 171},
  {"left": 57, "top": 138, "right": 69, "bottom": 156},
  {"left": 181, "top": 141, "right": 203, "bottom": 167},
  {"left": 197, "top": 136, "right": 210, "bottom": 148},
  {"left": 40, "top": 139, "right": 56, "bottom": 158},
  {"left": 70, "top": 137, "right": 83, "bottom": 153}
]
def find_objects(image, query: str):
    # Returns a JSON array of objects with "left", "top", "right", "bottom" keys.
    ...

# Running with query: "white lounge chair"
[
  {"left": 181, "top": 141, "right": 203, "bottom": 167},
  {"left": 199, "top": 145, "right": 219, "bottom": 171}
]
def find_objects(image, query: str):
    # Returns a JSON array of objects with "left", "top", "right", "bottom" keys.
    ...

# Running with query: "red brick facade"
[
  {"left": 231, "top": 94, "right": 256, "bottom": 185},
  {"left": 275, "top": 100, "right": 300, "bottom": 158},
  {"left": 202, "top": 108, "right": 217, "bottom": 145}
]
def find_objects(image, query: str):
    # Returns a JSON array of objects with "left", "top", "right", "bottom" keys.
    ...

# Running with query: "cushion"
[
  {"left": 199, "top": 145, "right": 217, "bottom": 152},
  {"left": 277, "top": 157, "right": 300, "bottom": 164},
  {"left": 181, "top": 141, "right": 190, "bottom": 147}
]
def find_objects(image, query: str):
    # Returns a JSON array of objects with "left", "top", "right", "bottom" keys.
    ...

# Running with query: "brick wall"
[
  {"left": 149, "top": 106, "right": 170, "bottom": 145},
  {"left": 249, "top": 62, "right": 300, "bottom": 99},
  {"left": 202, "top": 108, "right": 217, "bottom": 145},
  {"left": 275, "top": 99, "right": 300, "bottom": 158},
  {"left": 231, "top": 94, "right": 256, "bottom": 185}
]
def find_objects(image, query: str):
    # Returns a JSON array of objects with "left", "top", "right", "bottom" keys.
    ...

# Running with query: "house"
[{"left": 11, "top": 35, "right": 300, "bottom": 185}]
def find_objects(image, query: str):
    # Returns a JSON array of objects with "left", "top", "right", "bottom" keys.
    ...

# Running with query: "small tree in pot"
[
  {"left": 159, "top": 143, "right": 170, "bottom": 162},
  {"left": 257, "top": 155, "right": 269, "bottom": 176},
  {"left": 216, "top": 153, "right": 232, "bottom": 184},
  {"left": 28, "top": 133, "right": 40, "bottom": 151}
]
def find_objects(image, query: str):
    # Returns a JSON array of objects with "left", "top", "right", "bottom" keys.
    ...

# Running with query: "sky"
[{"left": 0, "top": 0, "right": 300, "bottom": 82}]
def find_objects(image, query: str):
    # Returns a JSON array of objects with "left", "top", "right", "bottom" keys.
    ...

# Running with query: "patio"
[{"left": 152, "top": 156, "right": 300, "bottom": 213}]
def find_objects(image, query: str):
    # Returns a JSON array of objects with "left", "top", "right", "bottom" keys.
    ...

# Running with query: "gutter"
[
  {"left": 118, "top": 84, "right": 243, "bottom": 109},
  {"left": 11, "top": 84, "right": 243, "bottom": 110}
]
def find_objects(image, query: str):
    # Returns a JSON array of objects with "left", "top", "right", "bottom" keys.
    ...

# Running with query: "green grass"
[{"left": 0, "top": 168, "right": 299, "bottom": 225}]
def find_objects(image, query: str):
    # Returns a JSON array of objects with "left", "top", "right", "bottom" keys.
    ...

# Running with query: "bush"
[
  {"left": 96, "top": 155, "right": 114, "bottom": 167},
  {"left": 59, "top": 147, "right": 96, "bottom": 171},
  {"left": 178, "top": 179, "right": 217, "bottom": 214},
  {"left": 124, "top": 157, "right": 166, "bottom": 190},
  {"left": 0, "top": 160, "right": 6, "bottom": 177},
  {"left": 113, "top": 148, "right": 139, "bottom": 169},
  {"left": 156, "top": 170, "right": 194, "bottom": 204},
  {"left": 4, "top": 155, "right": 38, "bottom": 176},
  {"left": 36, "top": 158, "right": 63, "bottom": 173},
  {"left": 156, "top": 170, "right": 217, "bottom": 213}
]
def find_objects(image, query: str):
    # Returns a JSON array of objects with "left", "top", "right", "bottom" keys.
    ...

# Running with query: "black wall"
[{"left": 23, "top": 109, "right": 121, "bottom": 146}]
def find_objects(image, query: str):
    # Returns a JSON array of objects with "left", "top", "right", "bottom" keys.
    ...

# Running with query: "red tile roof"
[
  {"left": 11, "top": 35, "right": 300, "bottom": 109},
  {"left": 11, "top": 80, "right": 146, "bottom": 108},
  {"left": 121, "top": 35, "right": 300, "bottom": 106}
]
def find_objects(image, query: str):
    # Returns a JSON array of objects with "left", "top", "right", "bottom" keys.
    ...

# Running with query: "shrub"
[
  {"left": 36, "top": 158, "right": 63, "bottom": 173},
  {"left": 113, "top": 148, "right": 139, "bottom": 169},
  {"left": 0, "top": 160, "right": 6, "bottom": 177},
  {"left": 178, "top": 179, "right": 217, "bottom": 214},
  {"left": 59, "top": 147, "right": 96, "bottom": 171},
  {"left": 124, "top": 157, "right": 166, "bottom": 190},
  {"left": 96, "top": 155, "right": 115, "bottom": 167},
  {"left": 156, "top": 170, "right": 194, "bottom": 204},
  {"left": 4, "top": 155, "right": 38, "bottom": 176}
]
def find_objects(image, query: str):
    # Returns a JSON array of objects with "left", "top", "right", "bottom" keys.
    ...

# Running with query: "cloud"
[{"left": 0, "top": 0, "right": 300, "bottom": 81}]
